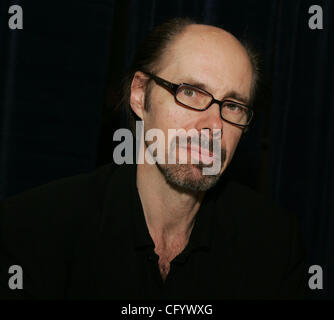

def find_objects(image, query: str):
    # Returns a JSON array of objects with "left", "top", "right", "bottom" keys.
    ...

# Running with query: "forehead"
[{"left": 158, "top": 25, "right": 253, "bottom": 98}]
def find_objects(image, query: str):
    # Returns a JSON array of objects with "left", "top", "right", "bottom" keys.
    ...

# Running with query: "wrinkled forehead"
[{"left": 158, "top": 25, "right": 253, "bottom": 97}]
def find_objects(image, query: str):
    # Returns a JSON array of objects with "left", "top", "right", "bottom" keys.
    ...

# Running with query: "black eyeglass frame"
[{"left": 141, "top": 71, "right": 254, "bottom": 128}]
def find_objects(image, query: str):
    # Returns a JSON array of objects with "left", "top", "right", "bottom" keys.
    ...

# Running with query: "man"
[{"left": 0, "top": 18, "right": 306, "bottom": 299}]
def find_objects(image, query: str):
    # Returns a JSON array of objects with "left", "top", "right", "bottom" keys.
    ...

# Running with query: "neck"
[{"left": 136, "top": 162, "right": 204, "bottom": 246}]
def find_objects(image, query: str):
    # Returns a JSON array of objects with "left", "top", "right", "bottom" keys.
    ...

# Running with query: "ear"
[{"left": 130, "top": 71, "right": 150, "bottom": 120}]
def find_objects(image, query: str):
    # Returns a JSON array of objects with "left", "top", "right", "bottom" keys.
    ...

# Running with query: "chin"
[{"left": 157, "top": 163, "right": 222, "bottom": 192}]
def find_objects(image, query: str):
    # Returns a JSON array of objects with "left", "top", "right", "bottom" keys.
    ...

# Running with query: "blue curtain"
[{"left": 0, "top": 0, "right": 114, "bottom": 197}]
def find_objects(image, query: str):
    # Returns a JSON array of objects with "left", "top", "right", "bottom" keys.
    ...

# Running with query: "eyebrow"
[
  {"left": 180, "top": 77, "right": 250, "bottom": 105},
  {"left": 223, "top": 90, "right": 250, "bottom": 105}
]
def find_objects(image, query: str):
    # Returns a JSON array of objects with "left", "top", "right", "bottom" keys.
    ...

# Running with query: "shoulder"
[
  {"left": 0, "top": 163, "right": 121, "bottom": 250},
  {"left": 212, "top": 178, "right": 304, "bottom": 259},
  {"left": 1, "top": 162, "right": 117, "bottom": 217},
  {"left": 217, "top": 179, "right": 297, "bottom": 227}
]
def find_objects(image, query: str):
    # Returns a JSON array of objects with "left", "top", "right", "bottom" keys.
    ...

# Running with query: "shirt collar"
[
  {"left": 102, "top": 164, "right": 230, "bottom": 254},
  {"left": 129, "top": 165, "right": 156, "bottom": 250}
]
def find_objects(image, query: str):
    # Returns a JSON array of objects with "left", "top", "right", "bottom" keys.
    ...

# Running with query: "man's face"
[{"left": 133, "top": 25, "right": 253, "bottom": 192}]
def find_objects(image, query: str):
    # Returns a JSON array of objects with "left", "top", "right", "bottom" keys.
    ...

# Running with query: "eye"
[
  {"left": 181, "top": 87, "right": 196, "bottom": 97},
  {"left": 225, "top": 103, "right": 242, "bottom": 112}
]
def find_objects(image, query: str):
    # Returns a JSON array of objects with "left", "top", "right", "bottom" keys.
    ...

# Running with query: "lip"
[
  {"left": 186, "top": 145, "right": 213, "bottom": 156},
  {"left": 185, "top": 145, "right": 215, "bottom": 163}
]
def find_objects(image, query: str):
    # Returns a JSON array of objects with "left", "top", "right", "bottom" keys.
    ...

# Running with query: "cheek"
[
  {"left": 223, "top": 127, "right": 242, "bottom": 160},
  {"left": 145, "top": 92, "right": 189, "bottom": 131}
]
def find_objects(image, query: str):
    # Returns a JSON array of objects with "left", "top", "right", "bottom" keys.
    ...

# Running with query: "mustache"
[
  {"left": 170, "top": 135, "right": 226, "bottom": 163},
  {"left": 186, "top": 136, "right": 215, "bottom": 153}
]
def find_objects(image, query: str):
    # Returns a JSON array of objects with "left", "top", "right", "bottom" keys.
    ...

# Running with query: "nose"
[{"left": 200, "top": 102, "right": 224, "bottom": 131}]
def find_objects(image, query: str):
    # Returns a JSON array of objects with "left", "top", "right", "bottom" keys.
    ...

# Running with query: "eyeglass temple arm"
[{"left": 141, "top": 71, "right": 178, "bottom": 93}]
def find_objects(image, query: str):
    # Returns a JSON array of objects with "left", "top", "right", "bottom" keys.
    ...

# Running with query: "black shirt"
[{"left": 0, "top": 163, "right": 307, "bottom": 299}]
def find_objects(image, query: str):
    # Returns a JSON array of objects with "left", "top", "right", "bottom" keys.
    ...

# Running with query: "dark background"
[{"left": 0, "top": 0, "right": 333, "bottom": 299}]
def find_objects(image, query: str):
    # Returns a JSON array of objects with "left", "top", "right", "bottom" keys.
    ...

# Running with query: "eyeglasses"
[{"left": 141, "top": 71, "right": 253, "bottom": 127}]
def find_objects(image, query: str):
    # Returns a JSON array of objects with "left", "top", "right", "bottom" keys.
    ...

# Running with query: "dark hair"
[{"left": 121, "top": 17, "right": 259, "bottom": 132}]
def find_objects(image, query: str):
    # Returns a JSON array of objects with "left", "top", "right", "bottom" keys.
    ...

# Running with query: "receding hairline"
[
  {"left": 184, "top": 23, "right": 240, "bottom": 41},
  {"left": 154, "top": 22, "right": 253, "bottom": 74}
]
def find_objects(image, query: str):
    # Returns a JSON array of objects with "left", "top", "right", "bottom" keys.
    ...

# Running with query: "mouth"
[{"left": 185, "top": 144, "right": 215, "bottom": 164}]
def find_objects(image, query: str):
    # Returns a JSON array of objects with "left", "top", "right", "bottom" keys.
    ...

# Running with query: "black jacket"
[{"left": 0, "top": 163, "right": 307, "bottom": 300}]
